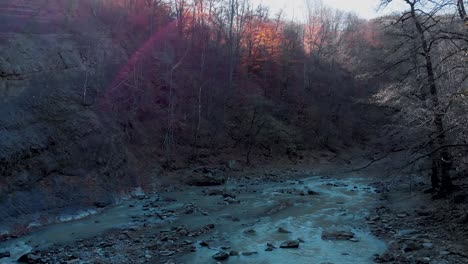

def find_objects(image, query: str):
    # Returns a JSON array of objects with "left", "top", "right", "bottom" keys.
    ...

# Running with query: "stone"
[
  {"left": 307, "top": 190, "right": 319, "bottom": 195},
  {"left": 17, "top": 253, "right": 42, "bottom": 263},
  {"left": 280, "top": 240, "right": 300, "bottom": 248},
  {"left": 160, "top": 251, "right": 175, "bottom": 256},
  {"left": 212, "top": 251, "right": 229, "bottom": 261},
  {"left": 422, "top": 242, "right": 433, "bottom": 249},
  {"left": 397, "top": 212, "right": 409, "bottom": 218},
  {"left": 188, "top": 169, "right": 225, "bottom": 186},
  {"left": 278, "top": 227, "right": 291, "bottom": 233},
  {"left": 374, "top": 252, "right": 394, "bottom": 263},
  {"left": 242, "top": 251, "right": 258, "bottom": 256},
  {"left": 321, "top": 230, "right": 355, "bottom": 240},
  {"left": 265, "top": 242, "right": 276, "bottom": 251},
  {"left": 206, "top": 189, "right": 224, "bottom": 196},
  {"left": 403, "top": 242, "right": 423, "bottom": 252},
  {"left": 416, "top": 257, "right": 431, "bottom": 264},
  {"left": 243, "top": 229, "right": 256, "bottom": 235},
  {"left": 224, "top": 197, "right": 240, "bottom": 204},
  {"left": 229, "top": 251, "right": 239, "bottom": 256},
  {"left": 0, "top": 251, "right": 10, "bottom": 259},
  {"left": 415, "top": 210, "right": 432, "bottom": 217},
  {"left": 199, "top": 240, "right": 209, "bottom": 247}
]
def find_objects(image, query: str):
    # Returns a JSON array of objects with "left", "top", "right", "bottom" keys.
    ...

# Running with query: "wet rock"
[
  {"left": 458, "top": 213, "right": 468, "bottom": 224},
  {"left": 93, "top": 200, "right": 111, "bottom": 208},
  {"left": 440, "top": 250, "right": 451, "bottom": 256},
  {"left": 242, "top": 251, "right": 258, "bottom": 256},
  {"left": 416, "top": 257, "right": 431, "bottom": 264},
  {"left": 422, "top": 242, "right": 433, "bottom": 249},
  {"left": 219, "top": 214, "right": 240, "bottom": 222},
  {"left": 212, "top": 251, "right": 229, "bottom": 261},
  {"left": 396, "top": 212, "right": 409, "bottom": 218},
  {"left": 321, "top": 230, "right": 355, "bottom": 240},
  {"left": 397, "top": 229, "right": 418, "bottom": 236},
  {"left": 403, "top": 242, "right": 423, "bottom": 252},
  {"left": 224, "top": 197, "right": 240, "bottom": 204},
  {"left": 0, "top": 251, "right": 10, "bottom": 258},
  {"left": 188, "top": 168, "right": 225, "bottom": 186},
  {"left": 349, "top": 237, "right": 359, "bottom": 242},
  {"left": 374, "top": 252, "right": 395, "bottom": 263},
  {"left": 278, "top": 227, "right": 291, "bottom": 233},
  {"left": 223, "top": 193, "right": 236, "bottom": 198},
  {"left": 229, "top": 251, "right": 239, "bottom": 256},
  {"left": 159, "top": 251, "right": 175, "bottom": 256},
  {"left": 206, "top": 189, "right": 224, "bottom": 196},
  {"left": 415, "top": 209, "right": 432, "bottom": 217},
  {"left": 17, "top": 253, "right": 42, "bottom": 263},
  {"left": 307, "top": 190, "right": 319, "bottom": 195},
  {"left": 199, "top": 240, "right": 209, "bottom": 247},
  {"left": 243, "top": 229, "right": 256, "bottom": 235},
  {"left": 279, "top": 240, "right": 300, "bottom": 248},
  {"left": 265, "top": 242, "right": 276, "bottom": 251}
]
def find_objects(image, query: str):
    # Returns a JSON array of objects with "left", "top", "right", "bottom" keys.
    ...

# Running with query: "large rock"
[
  {"left": 212, "top": 251, "right": 229, "bottom": 261},
  {"left": 279, "top": 240, "right": 300, "bottom": 248},
  {"left": 186, "top": 168, "right": 225, "bottom": 186},
  {"left": 321, "top": 230, "right": 355, "bottom": 240},
  {"left": 17, "top": 253, "right": 42, "bottom": 263}
]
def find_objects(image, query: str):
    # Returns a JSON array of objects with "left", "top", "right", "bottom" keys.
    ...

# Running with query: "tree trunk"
[{"left": 407, "top": 0, "right": 453, "bottom": 195}]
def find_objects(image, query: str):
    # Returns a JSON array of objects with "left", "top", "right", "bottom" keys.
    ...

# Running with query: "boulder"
[
  {"left": 17, "top": 253, "right": 42, "bottom": 263},
  {"left": 187, "top": 169, "right": 225, "bottom": 186},
  {"left": 374, "top": 252, "right": 395, "bottom": 263},
  {"left": 0, "top": 251, "right": 10, "bottom": 258},
  {"left": 212, "top": 251, "right": 229, "bottom": 261},
  {"left": 321, "top": 230, "right": 355, "bottom": 240},
  {"left": 279, "top": 240, "right": 300, "bottom": 248}
]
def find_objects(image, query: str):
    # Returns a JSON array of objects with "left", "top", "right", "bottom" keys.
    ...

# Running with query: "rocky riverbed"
[
  {"left": 2, "top": 168, "right": 467, "bottom": 264},
  {"left": 0, "top": 169, "right": 388, "bottom": 263},
  {"left": 368, "top": 175, "right": 468, "bottom": 264}
]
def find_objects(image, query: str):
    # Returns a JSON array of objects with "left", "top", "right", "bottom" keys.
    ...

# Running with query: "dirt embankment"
[{"left": 369, "top": 173, "right": 468, "bottom": 264}]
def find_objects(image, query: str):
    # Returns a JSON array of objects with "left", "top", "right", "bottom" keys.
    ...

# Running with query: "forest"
[{"left": 0, "top": 0, "right": 467, "bottom": 263}]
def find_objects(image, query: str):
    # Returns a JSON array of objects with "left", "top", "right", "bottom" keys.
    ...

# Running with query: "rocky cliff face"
[{"left": 0, "top": 1, "right": 138, "bottom": 231}]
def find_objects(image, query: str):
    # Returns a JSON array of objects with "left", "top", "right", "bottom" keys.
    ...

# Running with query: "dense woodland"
[
  {"left": 1, "top": 0, "right": 468, "bottom": 263},
  {"left": 73, "top": 0, "right": 467, "bottom": 196}
]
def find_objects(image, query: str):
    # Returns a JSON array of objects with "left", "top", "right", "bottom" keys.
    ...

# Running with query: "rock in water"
[
  {"left": 17, "top": 253, "right": 42, "bottom": 263},
  {"left": 0, "top": 251, "right": 10, "bottom": 258},
  {"left": 280, "top": 240, "right": 300, "bottom": 248},
  {"left": 278, "top": 227, "right": 291, "bottom": 233},
  {"left": 212, "top": 251, "right": 229, "bottom": 261},
  {"left": 374, "top": 252, "right": 395, "bottom": 263},
  {"left": 321, "top": 230, "right": 355, "bottom": 240}
]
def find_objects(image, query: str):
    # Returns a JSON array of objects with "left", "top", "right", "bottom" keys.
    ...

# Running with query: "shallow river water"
[{"left": 0, "top": 174, "right": 387, "bottom": 264}]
